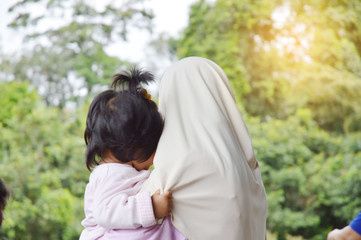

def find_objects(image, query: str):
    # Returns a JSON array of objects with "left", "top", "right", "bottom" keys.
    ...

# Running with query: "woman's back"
[{"left": 141, "top": 57, "right": 267, "bottom": 240}]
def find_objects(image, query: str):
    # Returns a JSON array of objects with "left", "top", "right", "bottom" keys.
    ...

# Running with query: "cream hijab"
[{"left": 141, "top": 57, "right": 267, "bottom": 240}]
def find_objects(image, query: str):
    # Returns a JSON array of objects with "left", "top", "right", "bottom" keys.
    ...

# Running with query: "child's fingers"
[
  {"left": 154, "top": 189, "right": 161, "bottom": 195},
  {"left": 164, "top": 190, "right": 172, "bottom": 198},
  {"left": 169, "top": 199, "right": 173, "bottom": 212},
  {"left": 165, "top": 191, "right": 172, "bottom": 212}
]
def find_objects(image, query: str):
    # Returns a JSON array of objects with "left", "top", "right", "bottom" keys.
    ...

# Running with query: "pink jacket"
[{"left": 80, "top": 163, "right": 186, "bottom": 240}]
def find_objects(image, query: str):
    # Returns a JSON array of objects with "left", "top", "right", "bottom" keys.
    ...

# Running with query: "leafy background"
[{"left": 0, "top": 0, "right": 360, "bottom": 239}]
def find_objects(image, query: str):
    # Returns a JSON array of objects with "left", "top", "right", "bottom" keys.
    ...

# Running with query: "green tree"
[
  {"left": 0, "top": 81, "right": 88, "bottom": 239},
  {"left": 1, "top": 0, "right": 154, "bottom": 107},
  {"left": 247, "top": 109, "right": 361, "bottom": 239},
  {"left": 176, "top": 0, "right": 361, "bottom": 133}
]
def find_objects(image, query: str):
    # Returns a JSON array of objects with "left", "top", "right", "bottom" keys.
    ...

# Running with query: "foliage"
[
  {"left": 176, "top": 0, "right": 361, "bottom": 133},
  {"left": 0, "top": 81, "right": 89, "bottom": 239},
  {"left": 175, "top": 0, "right": 361, "bottom": 238},
  {"left": 247, "top": 109, "right": 361, "bottom": 239},
  {"left": 0, "top": 0, "right": 153, "bottom": 107}
]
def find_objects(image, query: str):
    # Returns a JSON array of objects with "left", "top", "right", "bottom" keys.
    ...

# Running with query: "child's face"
[{"left": 132, "top": 151, "right": 156, "bottom": 171}]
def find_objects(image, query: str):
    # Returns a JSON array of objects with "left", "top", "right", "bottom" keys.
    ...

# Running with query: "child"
[{"left": 80, "top": 68, "right": 186, "bottom": 240}]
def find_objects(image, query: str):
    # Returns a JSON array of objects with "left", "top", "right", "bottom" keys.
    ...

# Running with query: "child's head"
[
  {"left": 0, "top": 178, "right": 9, "bottom": 227},
  {"left": 84, "top": 68, "right": 164, "bottom": 171}
]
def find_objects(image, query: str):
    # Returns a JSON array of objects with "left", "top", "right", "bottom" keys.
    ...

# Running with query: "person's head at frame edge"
[{"left": 0, "top": 178, "right": 9, "bottom": 227}]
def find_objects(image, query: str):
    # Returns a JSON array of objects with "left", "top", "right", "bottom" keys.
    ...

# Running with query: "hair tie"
[{"left": 140, "top": 89, "right": 151, "bottom": 100}]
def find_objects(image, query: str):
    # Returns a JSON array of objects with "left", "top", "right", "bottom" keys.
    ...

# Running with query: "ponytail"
[{"left": 111, "top": 67, "right": 154, "bottom": 93}]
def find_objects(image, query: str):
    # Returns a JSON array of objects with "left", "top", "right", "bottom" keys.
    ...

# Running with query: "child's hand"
[{"left": 151, "top": 189, "right": 172, "bottom": 219}]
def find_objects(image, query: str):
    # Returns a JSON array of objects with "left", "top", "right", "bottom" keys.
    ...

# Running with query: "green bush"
[
  {"left": 247, "top": 109, "right": 361, "bottom": 239},
  {"left": 0, "top": 82, "right": 88, "bottom": 239}
]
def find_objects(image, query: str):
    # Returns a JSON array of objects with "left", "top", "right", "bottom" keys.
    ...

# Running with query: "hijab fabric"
[{"left": 141, "top": 57, "right": 267, "bottom": 240}]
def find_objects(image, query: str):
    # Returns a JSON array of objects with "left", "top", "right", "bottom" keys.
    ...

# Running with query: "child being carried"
[{"left": 80, "top": 68, "right": 186, "bottom": 240}]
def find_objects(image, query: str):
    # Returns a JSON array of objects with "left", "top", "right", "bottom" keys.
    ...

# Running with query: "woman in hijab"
[{"left": 141, "top": 57, "right": 267, "bottom": 240}]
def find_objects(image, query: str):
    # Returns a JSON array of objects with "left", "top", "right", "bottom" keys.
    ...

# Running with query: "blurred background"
[{"left": 0, "top": 0, "right": 360, "bottom": 239}]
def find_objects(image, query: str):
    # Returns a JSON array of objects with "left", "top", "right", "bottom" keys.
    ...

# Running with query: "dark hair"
[
  {"left": 84, "top": 67, "right": 164, "bottom": 171},
  {"left": 0, "top": 178, "right": 9, "bottom": 209}
]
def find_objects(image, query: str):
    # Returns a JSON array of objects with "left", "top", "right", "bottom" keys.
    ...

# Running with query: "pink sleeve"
[
  {"left": 92, "top": 180, "right": 156, "bottom": 229},
  {"left": 137, "top": 191, "right": 158, "bottom": 227}
]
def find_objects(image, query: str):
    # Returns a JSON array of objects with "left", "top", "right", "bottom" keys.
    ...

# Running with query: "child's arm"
[{"left": 93, "top": 184, "right": 172, "bottom": 229}]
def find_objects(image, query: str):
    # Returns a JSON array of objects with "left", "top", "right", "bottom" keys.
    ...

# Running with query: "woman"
[{"left": 141, "top": 57, "right": 267, "bottom": 240}]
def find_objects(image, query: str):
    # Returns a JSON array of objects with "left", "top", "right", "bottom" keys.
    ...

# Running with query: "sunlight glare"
[
  {"left": 271, "top": 4, "right": 291, "bottom": 29},
  {"left": 265, "top": 3, "right": 314, "bottom": 63}
]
